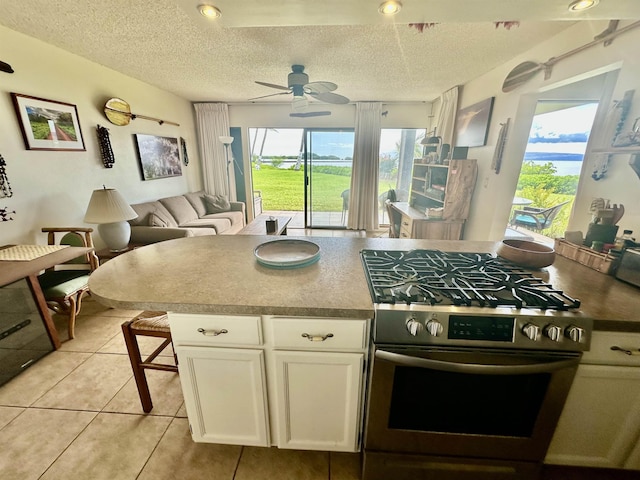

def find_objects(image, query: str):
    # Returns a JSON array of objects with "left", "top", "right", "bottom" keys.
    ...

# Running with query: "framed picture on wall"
[
  {"left": 454, "top": 97, "right": 495, "bottom": 148},
  {"left": 11, "top": 93, "right": 86, "bottom": 151},
  {"left": 134, "top": 134, "right": 182, "bottom": 180}
]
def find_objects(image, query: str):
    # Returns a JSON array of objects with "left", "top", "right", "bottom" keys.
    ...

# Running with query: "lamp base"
[{"left": 98, "top": 221, "right": 132, "bottom": 252}]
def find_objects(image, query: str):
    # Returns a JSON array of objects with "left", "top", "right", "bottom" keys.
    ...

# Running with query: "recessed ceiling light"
[
  {"left": 378, "top": 1, "right": 402, "bottom": 16},
  {"left": 198, "top": 4, "right": 221, "bottom": 18},
  {"left": 568, "top": 0, "right": 599, "bottom": 12}
]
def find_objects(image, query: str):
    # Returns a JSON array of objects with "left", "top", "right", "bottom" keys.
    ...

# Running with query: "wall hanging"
[
  {"left": 134, "top": 134, "right": 182, "bottom": 180},
  {"left": 11, "top": 93, "right": 86, "bottom": 151},
  {"left": 454, "top": 97, "right": 494, "bottom": 148},
  {"left": 180, "top": 137, "right": 189, "bottom": 166},
  {"left": 491, "top": 118, "right": 510, "bottom": 174},
  {"left": 104, "top": 98, "right": 179, "bottom": 127},
  {"left": 0, "top": 154, "right": 13, "bottom": 198},
  {"left": 96, "top": 125, "right": 115, "bottom": 168}
]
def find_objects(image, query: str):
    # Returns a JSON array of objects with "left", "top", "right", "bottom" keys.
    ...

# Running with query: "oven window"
[{"left": 388, "top": 366, "right": 550, "bottom": 437}]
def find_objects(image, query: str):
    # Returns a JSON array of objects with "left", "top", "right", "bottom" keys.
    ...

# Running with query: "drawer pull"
[
  {"left": 197, "top": 328, "right": 228, "bottom": 337},
  {"left": 301, "top": 333, "right": 334, "bottom": 342},
  {"left": 610, "top": 346, "right": 640, "bottom": 356}
]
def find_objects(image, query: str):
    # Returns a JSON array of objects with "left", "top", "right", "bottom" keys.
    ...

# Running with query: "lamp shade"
[
  {"left": 219, "top": 136, "right": 234, "bottom": 145},
  {"left": 84, "top": 187, "right": 138, "bottom": 224}
]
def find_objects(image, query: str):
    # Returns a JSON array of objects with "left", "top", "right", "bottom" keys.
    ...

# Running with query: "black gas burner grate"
[{"left": 361, "top": 249, "right": 580, "bottom": 310}]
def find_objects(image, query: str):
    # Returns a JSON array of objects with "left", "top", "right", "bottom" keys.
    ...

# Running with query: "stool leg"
[{"left": 121, "top": 322, "right": 154, "bottom": 413}]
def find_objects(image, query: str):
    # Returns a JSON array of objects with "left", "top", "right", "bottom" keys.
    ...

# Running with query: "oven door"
[{"left": 364, "top": 346, "right": 581, "bottom": 462}]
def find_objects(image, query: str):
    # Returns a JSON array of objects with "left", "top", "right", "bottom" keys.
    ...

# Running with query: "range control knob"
[
  {"left": 406, "top": 318, "right": 424, "bottom": 336},
  {"left": 522, "top": 323, "right": 541, "bottom": 341},
  {"left": 566, "top": 325, "right": 585, "bottom": 343},
  {"left": 425, "top": 319, "right": 443, "bottom": 337},
  {"left": 544, "top": 324, "right": 563, "bottom": 342}
]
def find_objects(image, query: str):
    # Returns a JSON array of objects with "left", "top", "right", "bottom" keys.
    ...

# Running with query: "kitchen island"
[{"left": 88, "top": 235, "right": 639, "bottom": 328}]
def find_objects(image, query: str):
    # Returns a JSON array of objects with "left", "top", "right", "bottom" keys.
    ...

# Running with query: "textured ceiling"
[{"left": 1, "top": 1, "right": 639, "bottom": 104}]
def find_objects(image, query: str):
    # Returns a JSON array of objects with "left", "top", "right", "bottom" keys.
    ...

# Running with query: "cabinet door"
[
  {"left": 546, "top": 364, "right": 640, "bottom": 468},
  {"left": 413, "top": 220, "right": 464, "bottom": 240},
  {"left": 273, "top": 350, "right": 364, "bottom": 452},
  {"left": 176, "top": 346, "right": 270, "bottom": 446}
]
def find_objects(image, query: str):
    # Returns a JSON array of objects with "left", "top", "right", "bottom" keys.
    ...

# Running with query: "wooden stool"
[{"left": 121, "top": 311, "right": 178, "bottom": 413}]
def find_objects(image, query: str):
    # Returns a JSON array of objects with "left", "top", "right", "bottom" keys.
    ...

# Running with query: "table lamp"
[{"left": 84, "top": 186, "right": 138, "bottom": 252}]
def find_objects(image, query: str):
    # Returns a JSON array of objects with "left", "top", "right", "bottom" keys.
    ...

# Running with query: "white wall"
[
  {"left": 0, "top": 26, "right": 202, "bottom": 248},
  {"left": 459, "top": 20, "right": 640, "bottom": 241}
]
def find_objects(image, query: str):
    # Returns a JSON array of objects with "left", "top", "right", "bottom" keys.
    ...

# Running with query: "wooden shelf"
[{"left": 412, "top": 190, "right": 444, "bottom": 204}]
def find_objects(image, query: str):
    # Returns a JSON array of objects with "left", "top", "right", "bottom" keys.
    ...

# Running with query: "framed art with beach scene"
[
  {"left": 11, "top": 93, "right": 85, "bottom": 151},
  {"left": 134, "top": 134, "right": 182, "bottom": 180},
  {"left": 454, "top": 97, "right": 495, "bottom": 148}
]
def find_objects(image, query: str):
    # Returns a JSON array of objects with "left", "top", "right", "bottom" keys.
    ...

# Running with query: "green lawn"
[{"left": 252, "top": 165, "right": 397, "bottom": 211}]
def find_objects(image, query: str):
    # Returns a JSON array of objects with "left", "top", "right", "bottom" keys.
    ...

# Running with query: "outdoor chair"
[
  {"left": 511, "top": 201, "right": 570, "bottom": 232},
  {"left": 37, "top": 227, "right": 99, "bottom": 340}
]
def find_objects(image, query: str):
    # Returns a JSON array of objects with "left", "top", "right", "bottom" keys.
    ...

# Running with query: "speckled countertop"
[{"left": 88, "top": 236, "right": 640, "bottom": 331}]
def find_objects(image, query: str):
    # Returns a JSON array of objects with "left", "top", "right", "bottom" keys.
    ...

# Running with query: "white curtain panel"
[
  {"left": 348, "top": 102, "right": 382, "bottom": 231},
  {"left": 194, "top": 103, "right": 233, "bottom": 197},
  {"left": 435, "top": 86, "right": 460, "bottom": 146}
]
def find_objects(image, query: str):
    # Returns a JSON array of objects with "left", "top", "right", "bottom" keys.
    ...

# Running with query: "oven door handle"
[{"left": 375, "top": 350, "right": 580, "bottom": 375}]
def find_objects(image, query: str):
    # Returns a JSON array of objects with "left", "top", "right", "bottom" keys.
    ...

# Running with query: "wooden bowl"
[{"left": 496, "top": 239, "right": 556, "bottom": 269}]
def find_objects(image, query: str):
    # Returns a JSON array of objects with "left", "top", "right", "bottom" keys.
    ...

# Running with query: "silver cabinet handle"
[
  {"left": 610, "top": 346, "right": 640, "bottom": 356},
  {"left": 301, "top": 333, "right": 334, "bottom": 342},
  {"left": 197, "top": 328, "right": 228, "bottom": 336}
]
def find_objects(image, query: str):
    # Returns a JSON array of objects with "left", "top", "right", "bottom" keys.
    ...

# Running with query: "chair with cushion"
[
  {"left": 37, "top": 227, "right": 99, "bottom": 340},
  {"left": 511, "top": 201, "right": 570, "bottom": 232},
  {"left": 385, "top": 200, "right": 400, "bottom": 238},
  {"left": 121, "top": 311, "right": 178, "bottom": 413}
]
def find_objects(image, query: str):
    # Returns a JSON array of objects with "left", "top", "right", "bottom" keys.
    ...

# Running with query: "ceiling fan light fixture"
[
  {"left": 378, "top": 1, "right": 402, "bottom": 16},
  {"left": 198, "top": 4, "right": 221, "bottom": 18},
  {"left": 567, "top": 0, "right": 599, "bottom": 12}
]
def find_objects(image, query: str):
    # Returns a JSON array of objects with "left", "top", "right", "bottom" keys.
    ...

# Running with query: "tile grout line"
[
  {"left": 232, "top": 445, "right": 244, "bottom": 480},
  {"left": 133, "top": 415, "right": 175, "bottom": 480}
]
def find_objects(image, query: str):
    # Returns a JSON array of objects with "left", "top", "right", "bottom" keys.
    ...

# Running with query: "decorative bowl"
[{"left": 496, "top": 239, "right": 556, "bottom": 269}]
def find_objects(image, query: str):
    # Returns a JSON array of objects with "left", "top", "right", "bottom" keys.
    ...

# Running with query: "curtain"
[
  {"left": 194, "top": 103, "right": 233, "bottom": 198},
  {"left": 435, "top": 86, "right": 459, "bottom": 147},
  {"left": 347, "top": 102, "right": 382, "bottom": 231}
]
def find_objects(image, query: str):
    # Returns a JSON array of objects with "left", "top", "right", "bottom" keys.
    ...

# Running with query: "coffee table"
[{"left": 239, "top": 214, "right": 292, "bottom": 235}]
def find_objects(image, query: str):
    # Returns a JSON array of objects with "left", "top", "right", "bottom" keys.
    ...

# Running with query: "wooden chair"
[
  {"left": 121, "top": 311, "right": 178, "bottom": 413},
  {"left": 37, "top": 227, "right": 99, "bottom": 340},
  {"left": 385, "top": 200, "right": 400, "bottom": 238},
  {"left": 511, "top": 201, "right": 570, "bottom": 232}
]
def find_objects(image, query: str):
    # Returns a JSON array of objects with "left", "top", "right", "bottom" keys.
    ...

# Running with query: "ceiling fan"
[{"left": 250, "top": 65, "right": 349, "bottom": 117}]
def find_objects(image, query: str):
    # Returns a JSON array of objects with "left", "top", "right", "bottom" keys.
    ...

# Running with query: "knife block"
[{"left": 584, "top": 223, "right": 618, "bottom": 246}]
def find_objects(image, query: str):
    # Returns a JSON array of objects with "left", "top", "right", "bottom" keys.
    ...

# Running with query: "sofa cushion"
[
  {"left": 201, "top": 210, "right": 244, "bottom": 228},
  {"left": 159, "top": 195, "right": 199, "bottom": 225},
  {"left": 203, "top": 194, "right": 231, "bottom": 214},
  {"left": 129, "top": 201, "right": 177, "bottom": 227},
  {"left": 181, "top": 217, "right": 232, "bottom": 234},
  {"left": 149, "top": 212, "right": 169, "bottom": 227},
  {"left": 183, "top": 191, "right": 207, "bottom": 217}
]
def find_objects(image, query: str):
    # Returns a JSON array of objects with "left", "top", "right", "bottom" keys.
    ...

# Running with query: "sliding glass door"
[{"left": 305, "top": 129, "right": 355, "bottom": 228}]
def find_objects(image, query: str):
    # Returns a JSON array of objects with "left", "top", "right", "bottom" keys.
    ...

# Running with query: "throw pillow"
[
  {"left": 203, "top": 194, "right": 231, "bottom": 214},
  {"left": 149, "top": 212, "right": 169, "bottom": 227}
]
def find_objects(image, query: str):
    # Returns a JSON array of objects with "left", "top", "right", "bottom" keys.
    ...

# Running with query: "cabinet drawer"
[
  {"left": 581, "top": 331, "right": 640, "bottom": 367},
  {"left": 169, "top": 313, "right": 262, "bottom": 346},
  {"left": 400, "top": 216, "right": 413, "bottom": 238},
  {"left": 268, "top": 317, "right": 368, "bottom": 351}
]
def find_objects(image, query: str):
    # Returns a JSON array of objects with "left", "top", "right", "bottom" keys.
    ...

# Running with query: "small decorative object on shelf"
[
  {"left": 96, "top": 125, "right": 115, "bottom": 168},
  {"left": 0, "top": 154, "right": 13, "bottom": 198}
]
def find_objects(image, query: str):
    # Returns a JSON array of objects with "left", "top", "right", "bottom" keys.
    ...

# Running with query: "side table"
[{"left": 96, "top": 244, "right": 143, "bottom": 264}]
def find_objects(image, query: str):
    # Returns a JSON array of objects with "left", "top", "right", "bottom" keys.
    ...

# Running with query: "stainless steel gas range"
[{"left": 360, "top": 249, "right": 593, "bottom": 480}]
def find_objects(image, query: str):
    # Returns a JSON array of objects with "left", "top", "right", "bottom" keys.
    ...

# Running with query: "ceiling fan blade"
[
  {"left": 304, "top": 82, "right": 337, "bottom": 94},
  {"left": 255, "top": 81, "right": 290, "bottom": 91},
  {"left": 308, "top": 91, "right": 350, "bottom": 105},
  {"left": 248, "top": 91, "right": 291, "bottom": 101},
  {"left": 290, "top": 111, "right": 332, "bottom": 118},
  {"left": 291, "top": 95, "right": 309, "bottom": 112}
]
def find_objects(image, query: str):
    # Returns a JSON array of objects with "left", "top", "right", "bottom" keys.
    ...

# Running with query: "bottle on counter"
[{"left": 614, "top": 230, "right": 635, "bottom": 250}]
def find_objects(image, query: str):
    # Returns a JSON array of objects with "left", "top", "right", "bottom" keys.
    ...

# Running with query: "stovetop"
[{"left": 361, "top": 249, "right": 580, "bottom": 310}]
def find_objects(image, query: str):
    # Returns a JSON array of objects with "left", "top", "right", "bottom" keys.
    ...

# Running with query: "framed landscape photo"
[
  {"left": 134, "top": 134, "right": 182, "bottom": 180},
  {"left": 11, "top": 93, "right": 85, "bottom": 151},
  {"left": 454, "top": 97, "right": 495, "bottom": 148}
]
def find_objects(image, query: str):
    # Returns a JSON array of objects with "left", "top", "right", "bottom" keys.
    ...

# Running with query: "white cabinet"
[
  {"left": 266, "top": 316, "right": 368, "bottom": 453},
  {"left": 272, "top": 350, "right": 363, "bottom": 451},
  {"left": 170, "top": 313, "right": 270, "bottom": 446},
  {"left": 170, "top": 313, "right": 370, "bottom": 453},
  {"left": 546, "top": 331, "right": 640, "bottom": 470}
]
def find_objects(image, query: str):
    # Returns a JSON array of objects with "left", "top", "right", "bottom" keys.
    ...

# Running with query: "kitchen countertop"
[{"left": 88, "top": 236, "right": 640, "bottom": 331}]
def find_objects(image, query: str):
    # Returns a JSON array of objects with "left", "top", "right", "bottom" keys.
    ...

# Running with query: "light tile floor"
[{"left": 0, "top": 297, "right": 362, "bottom": 480}]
